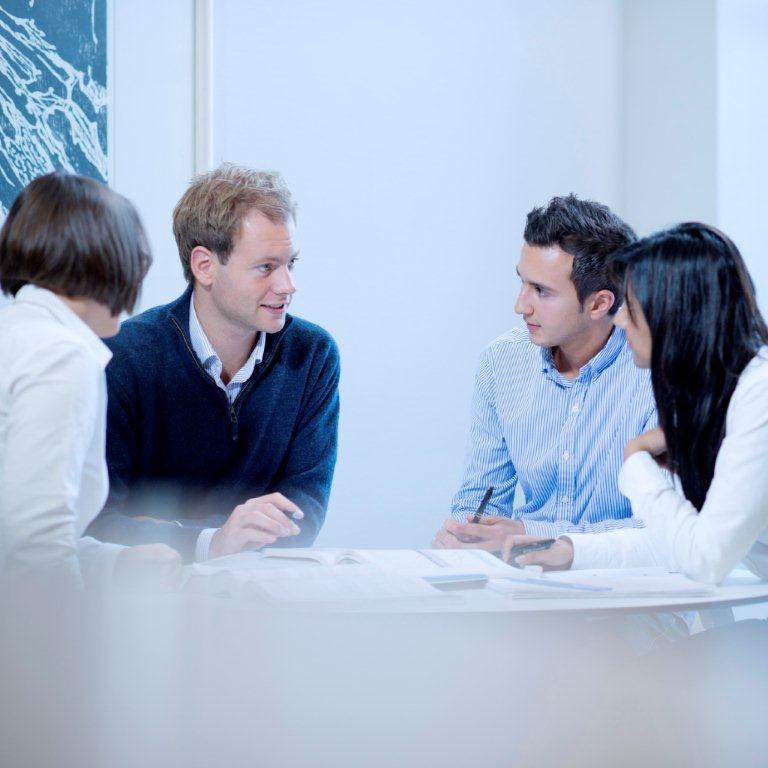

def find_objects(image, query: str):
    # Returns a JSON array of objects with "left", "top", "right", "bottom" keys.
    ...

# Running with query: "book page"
[
  {"left": 259, "top": 548, "right": 353, "bottom": 566},
  {"left": 187, "top": 563, "right": 452, "bottom": 606},
  {"left": 353, "top": 548, "right": 519, "bottom": 577},
  {"left": 245, "top": 565, "right": 447, "bottom": 605}
]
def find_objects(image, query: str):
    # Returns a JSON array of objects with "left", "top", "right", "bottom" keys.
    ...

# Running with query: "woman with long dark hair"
[{"left": 504, "top": 222, "right": 768, "bottom": 583}]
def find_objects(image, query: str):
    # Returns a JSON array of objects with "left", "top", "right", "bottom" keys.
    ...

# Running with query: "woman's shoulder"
[
  {"left": 739, "top": 347, "right": 768, "bottom": 385},
  {"left": 728, "top": 348, "right": 768, "bottom": 416},
  {"left": 0, "top": 305, "right": 101, "bottom": 383}
]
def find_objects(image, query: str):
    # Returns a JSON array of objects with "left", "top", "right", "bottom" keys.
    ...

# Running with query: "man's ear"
[
  {"left": 190, "top": 246, "right": 216, "bottom": 287},
  {"left": 586, "top": 289, "right": 616, "bottom": 320}
]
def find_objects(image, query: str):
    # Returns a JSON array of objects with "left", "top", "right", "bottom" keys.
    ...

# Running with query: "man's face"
[
  {"left": 514, "top": 243, "right": 591, "bottom": 348},
  {"left": 208, "top": 209, "right": 298, "bottom": 334}
]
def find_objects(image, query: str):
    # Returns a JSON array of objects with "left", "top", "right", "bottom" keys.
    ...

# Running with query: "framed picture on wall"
[{"left": 0, "top": 0, "right": 109, "bottom": 216}]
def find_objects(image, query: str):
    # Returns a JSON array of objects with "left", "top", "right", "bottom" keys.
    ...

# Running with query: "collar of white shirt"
[
  {"left": 188, "top": 294, "right": 265, "bottom": 388},
  {"left": 14, "top": 284, "right": 112, "bottom": 368}
]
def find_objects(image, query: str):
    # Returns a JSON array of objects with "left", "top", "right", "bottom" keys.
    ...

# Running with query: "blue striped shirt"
[
  {"left": 451, "top": 327, "right": 657, "bottom": 536},
  {"left": 188, "top": 296, "right": 266, "bottom": 405}
]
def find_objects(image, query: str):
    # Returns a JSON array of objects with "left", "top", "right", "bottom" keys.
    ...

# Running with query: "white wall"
[
  {"left": 110, "top": 0, "right": 194, "bottom": 311},
  {"left": 716, "top": 0, "right": 768, "bottom": 314},
  {"left": 621, "top": 0, "right": 717, "bottom": 236},
  {"left": 109, "top": 0, "right": 768, "bottom": 551},
  {"left": 212, "top": 0, "right": 623, "bottom": 547}
]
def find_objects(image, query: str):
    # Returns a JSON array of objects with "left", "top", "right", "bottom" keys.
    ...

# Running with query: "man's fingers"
[
  {"left": 249, "top": 493, "right": 304, "bottom": 519},
  {"left": 253, "top": 503, "right": 301, "bottom": 535},
  {"left": 237, "top": 505, "right": 297, "bottom": 537},
  {"left": 466, "top": 515, "right": 506, "bottom": 526},
  {"left": 434, "top": 530, "right": 463, "bottom": 549},
  {"left": 235, "top": 528, "right": 277, "bottom": 550},
  {"left": 453, "top": 539, "right": 494, "bottom": 550},
  {"left": 455, "top": 522, "right": 500, "bottom": 539},
  {"left": 445, "top": 520, "right": 482, "bottom": 543}
]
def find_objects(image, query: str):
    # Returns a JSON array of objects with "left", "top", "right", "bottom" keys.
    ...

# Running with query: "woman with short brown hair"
[{"left": 0, "top": 171, "right": 179, "bottom": 588}]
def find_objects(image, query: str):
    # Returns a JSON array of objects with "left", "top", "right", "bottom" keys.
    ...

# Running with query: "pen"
[
  {"left": 505, "top": 539, "right": 556, "bottom": 562},
  {"left": 470, "top": 486, "right": 494, "bottom": 524}
]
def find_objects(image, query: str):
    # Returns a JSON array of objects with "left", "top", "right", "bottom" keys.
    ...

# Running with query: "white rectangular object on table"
[{"left": 489, "top": 567, "right": 714, "bottom": 599}]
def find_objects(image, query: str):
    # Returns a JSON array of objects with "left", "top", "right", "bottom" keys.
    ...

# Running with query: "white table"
[
  {"left": 187, "top": 557, "right": 768, "bottom": 616},
  {"left": 405, "top": 568, "right": 768, "bottom": 614}
]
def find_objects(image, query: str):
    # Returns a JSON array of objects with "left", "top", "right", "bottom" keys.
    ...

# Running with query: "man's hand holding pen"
[
  {"left": 433, "top": 516, "right": 525, "bottom": 551},
  {"left": 433, "top": 487, "right": 526, "bottom": 551}
]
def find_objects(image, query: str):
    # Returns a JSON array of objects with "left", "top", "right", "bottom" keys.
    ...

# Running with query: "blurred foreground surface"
[{"left": 1, "top": 587, "right": 766, "bottom": 768}]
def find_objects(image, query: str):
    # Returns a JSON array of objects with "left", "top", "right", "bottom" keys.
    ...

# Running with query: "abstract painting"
[{"left": 0, "top": 0, "right": 107, "bottom": 215}]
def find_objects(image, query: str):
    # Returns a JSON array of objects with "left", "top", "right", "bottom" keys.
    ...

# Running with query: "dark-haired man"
[{"left": 433, "top": 195, "right": 657, "bottom": 557}]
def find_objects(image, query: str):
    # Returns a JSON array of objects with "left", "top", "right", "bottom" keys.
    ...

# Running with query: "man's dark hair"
[
  {"left": 0, "top": 171, "right": 151, "bottom": 314},
  {"left": 523, "top": 194, "right": 636, "bottom": 314}
]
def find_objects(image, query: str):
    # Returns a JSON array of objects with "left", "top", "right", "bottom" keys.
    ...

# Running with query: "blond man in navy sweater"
[{"left": 87, "top": 165, "right": 340, "bottom": 562}]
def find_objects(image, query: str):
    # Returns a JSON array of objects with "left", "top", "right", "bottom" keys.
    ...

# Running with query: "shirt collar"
[
  {"left": 188, "top": 294, "right": 265, "bottom": 377},
  {"left": 540, "top": 327, "right": 625, "bottom": 381},
  {"left": 14, "top": 284, "right": 112, "bottom": 368}
]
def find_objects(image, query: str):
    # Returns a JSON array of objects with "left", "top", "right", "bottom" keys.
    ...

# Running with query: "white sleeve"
[
  {"left": 0, "top": 343, "right": 100, "bottom": 586},
  {"left": 77, "top": 537, "right": 125, "bottom": 588},
  {"left": 618, "top": 365, "right": 768, "bottom": 584},
  {"left": 567, "top": 526, "right": 663, "bottom": 570},
  {"left": 195, "top": 528, "right": 218, "bottom": 562}
]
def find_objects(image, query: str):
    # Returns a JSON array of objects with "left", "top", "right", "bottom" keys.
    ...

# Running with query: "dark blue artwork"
[{"left": 0, "top": 0, "right": 107, "bottom": 215}]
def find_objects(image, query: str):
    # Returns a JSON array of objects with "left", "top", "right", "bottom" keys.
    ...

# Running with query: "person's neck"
[
  {"left": 551, "top": 322, "right": 614, "bottom": 381},
  {"left": 192, "top": 288, "right": 258, "bottom": 384},
  {"left": 58, "top": 294, "right": 116, "bottom": 337}
]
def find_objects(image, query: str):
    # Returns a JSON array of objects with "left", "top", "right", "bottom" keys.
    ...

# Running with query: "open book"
[{"left": 258, "top": 547, "right": 521, "bottom": 582}]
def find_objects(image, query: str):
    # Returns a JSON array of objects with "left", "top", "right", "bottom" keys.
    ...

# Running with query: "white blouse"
[
  {"left": 568, "top": 350, "right": 768, "bottom": 584},
  {"left": 0, "top": 285, "right": 122, "bottom": 587}
]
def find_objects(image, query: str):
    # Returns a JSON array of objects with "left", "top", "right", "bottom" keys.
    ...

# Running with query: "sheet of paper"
[
  {"left": 488, "top": 576, "right": 614, "bottom": 598},
  {"left": 201, "top": 551, "right": 327, "bottom": 571},
  {"left": 243, "top": 565, "right": 448, "bottom": 604},
  {"left": 355, "top": 548, "right": 520, "bottom": 578},
  {"left": 187, "top": 562, "right": 452, "bottom": 606},
  {"left": 489, "top": 569, "right": 714, "bottom": 599}
]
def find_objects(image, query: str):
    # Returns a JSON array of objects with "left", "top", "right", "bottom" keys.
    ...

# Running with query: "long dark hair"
[{"left": 611, "top": 223, "right": 768, "bottom": 510}]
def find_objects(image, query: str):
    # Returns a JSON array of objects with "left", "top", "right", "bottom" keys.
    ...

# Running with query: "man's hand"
[
  {"left": 501, "top": 535, "right": 574, "bottom": 570},
  {"left": 114, "top": 544, "right": 182, "bottom": 591},
  {"left": 432, "top": 516, "right": 525, "bottom": 552},
  {"left": 624, "top": 426, "right": 667, "bottom": 465},
  {"left": 209, "top": 493, "right": 304, "bottom": 559}
]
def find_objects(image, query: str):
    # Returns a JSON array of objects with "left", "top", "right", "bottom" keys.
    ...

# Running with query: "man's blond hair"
[{"left": 173, "top": 163, "right": 296, "bottom": 282}]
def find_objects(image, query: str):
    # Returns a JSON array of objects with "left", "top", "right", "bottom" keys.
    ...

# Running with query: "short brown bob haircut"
[
  {"left": 0, "top": 171, "right": 152, "bottom": 315},
  {"left": 173, "top": 163, "right": 296, "bottom": 283}
]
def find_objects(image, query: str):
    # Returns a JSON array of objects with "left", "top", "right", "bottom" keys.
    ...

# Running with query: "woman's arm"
[
  {"left": 0, "top": 342, "right": 100, "bottom": 585},
  {"left": 620, "top": 360, "right": 768, "bottom": 584}
]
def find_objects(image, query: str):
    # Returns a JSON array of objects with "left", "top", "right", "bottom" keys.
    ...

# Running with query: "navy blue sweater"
[{"left": 86, "top": 287, "right": 340, "bottom": 561}]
